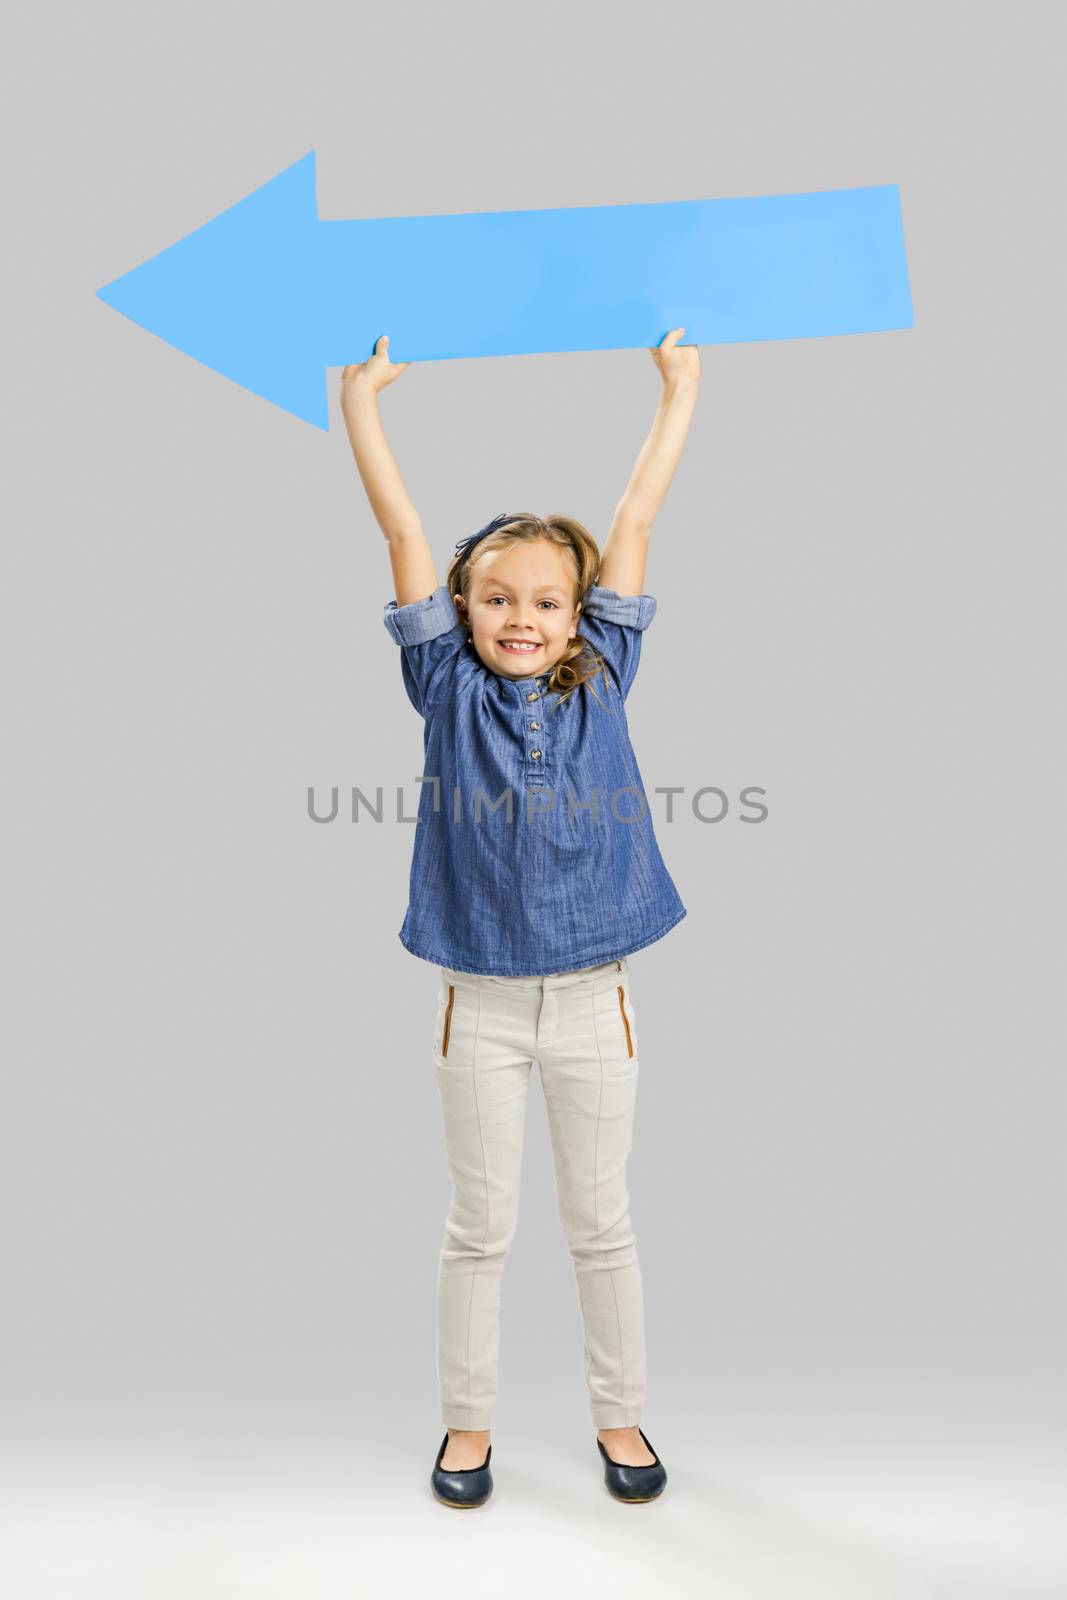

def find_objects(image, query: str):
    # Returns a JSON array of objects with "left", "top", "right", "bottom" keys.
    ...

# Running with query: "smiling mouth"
[{"left": 497, "top": 640, "right": 541, "bottom": 653}]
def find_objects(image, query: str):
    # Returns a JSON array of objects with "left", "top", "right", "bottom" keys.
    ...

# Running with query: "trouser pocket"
[
  {"left": 617, "top": 983, "right": 635, "bottom": 1058},
  {"left": 440, "top": 982, "right": 456, "bottom": 1057}
]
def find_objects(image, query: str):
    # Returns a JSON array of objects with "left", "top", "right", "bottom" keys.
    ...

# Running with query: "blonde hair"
[{"left": 447, "top": 513, "right": 611, "bottom": 710}]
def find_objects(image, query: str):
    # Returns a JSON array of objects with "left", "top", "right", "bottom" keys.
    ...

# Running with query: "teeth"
[{"left": 500, "top": 641, "right": 538, "bottom": 650}]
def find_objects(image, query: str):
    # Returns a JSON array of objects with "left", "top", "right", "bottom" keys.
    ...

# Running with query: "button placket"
[{"left": 523, "top": 679, "right": 547, "bottom": 789}]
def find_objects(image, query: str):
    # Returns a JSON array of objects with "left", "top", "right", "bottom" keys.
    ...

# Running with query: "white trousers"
[{"left": 432, "top": 955, "right": 645, "bottom": 1430}]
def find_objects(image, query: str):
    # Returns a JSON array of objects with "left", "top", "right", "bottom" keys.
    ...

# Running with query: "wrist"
[
  {"left": 661, "top": 377, "right": 699, "bottom": 401},
  {"left": 341, "top": 374, "right": 379, "bottom": 409}
]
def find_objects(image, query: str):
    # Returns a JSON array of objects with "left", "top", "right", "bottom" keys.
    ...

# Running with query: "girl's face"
[{"left": 456, "top": 539, "right": 582, "bottom": 678}]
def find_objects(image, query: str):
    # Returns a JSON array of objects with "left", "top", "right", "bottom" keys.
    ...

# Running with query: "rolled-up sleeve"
[
  {"left": 578, "top": 584, "right": 657, "bottom": 700},
  {"left": 383, "top": 584, "right": 468, "bottom": 717}
]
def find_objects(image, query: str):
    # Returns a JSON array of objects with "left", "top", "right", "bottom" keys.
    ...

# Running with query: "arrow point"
[{"left": 95, "top": 151, "right": 328, "bottom": 426}]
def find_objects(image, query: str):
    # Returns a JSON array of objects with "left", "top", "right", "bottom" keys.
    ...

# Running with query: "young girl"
[{"left": 341, "top": 330, "right": 700, "bottom": 1507}]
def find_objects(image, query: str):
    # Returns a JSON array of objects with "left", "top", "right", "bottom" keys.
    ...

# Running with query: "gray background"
[{"left": 3, "top": 1, "right": 1064, "bottom": 1596}]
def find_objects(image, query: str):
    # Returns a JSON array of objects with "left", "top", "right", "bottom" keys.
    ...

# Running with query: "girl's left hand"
[{"left": 649, "top": 327, "right": 700, "bottom": 387}]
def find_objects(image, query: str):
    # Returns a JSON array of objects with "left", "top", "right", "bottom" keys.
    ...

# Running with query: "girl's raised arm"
[
  {"left": 599, "top": 328, "right": 701, "bottom": 597},
  {"left": 340, "top": 335, "right": 439, "bottom": 607}
]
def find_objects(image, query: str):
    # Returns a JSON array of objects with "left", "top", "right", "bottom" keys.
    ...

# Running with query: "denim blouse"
[{"left": 382, "top": 581, "right": 687, "bottom": 976}]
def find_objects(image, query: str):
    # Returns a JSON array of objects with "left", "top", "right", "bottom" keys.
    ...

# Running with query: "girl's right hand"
[
  {"left": 649, "top": 327, "right": 700, "bottom": 389},
  {"left": 341, "top": 334, "right": 411, "bottom": 400}
]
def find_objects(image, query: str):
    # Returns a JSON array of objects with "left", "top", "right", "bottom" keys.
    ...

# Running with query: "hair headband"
[{"left": 453, "top": 512, "right": 515, "bottom": 569}]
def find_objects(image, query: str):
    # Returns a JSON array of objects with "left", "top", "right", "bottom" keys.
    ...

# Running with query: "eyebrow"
[{"left": 476, "top": 581, "right": 569, "bottom": 597}]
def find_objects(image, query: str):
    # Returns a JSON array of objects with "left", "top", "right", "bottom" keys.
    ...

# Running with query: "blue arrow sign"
[{"left": 96, "top": 150, "right": 913, "bottom": 430}]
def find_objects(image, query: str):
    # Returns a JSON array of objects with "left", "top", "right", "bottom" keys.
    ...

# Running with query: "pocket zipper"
[
  {"left": 442, "top": 983, "right": 456, "bottom": 1057},
  {"left": 617, "top": 985, "right": 634, "bottom": 1058}
]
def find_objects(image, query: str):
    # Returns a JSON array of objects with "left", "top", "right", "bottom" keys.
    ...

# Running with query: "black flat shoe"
[
  {"left": 431, "top": 1431, "right": 494, "bottom": 1508},
  {"left": 596, "top": 1428, "right": 667, "bottom": 1502}
]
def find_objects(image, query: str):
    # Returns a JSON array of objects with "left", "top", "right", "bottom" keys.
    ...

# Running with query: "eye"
[{"left": 538, "top": 600, "right": 559, "bottom": 610}]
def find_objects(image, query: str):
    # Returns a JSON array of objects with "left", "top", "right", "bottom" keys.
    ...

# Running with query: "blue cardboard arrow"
[{"left": 96, "top": 150, "right": 913, "bottom": 430}]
